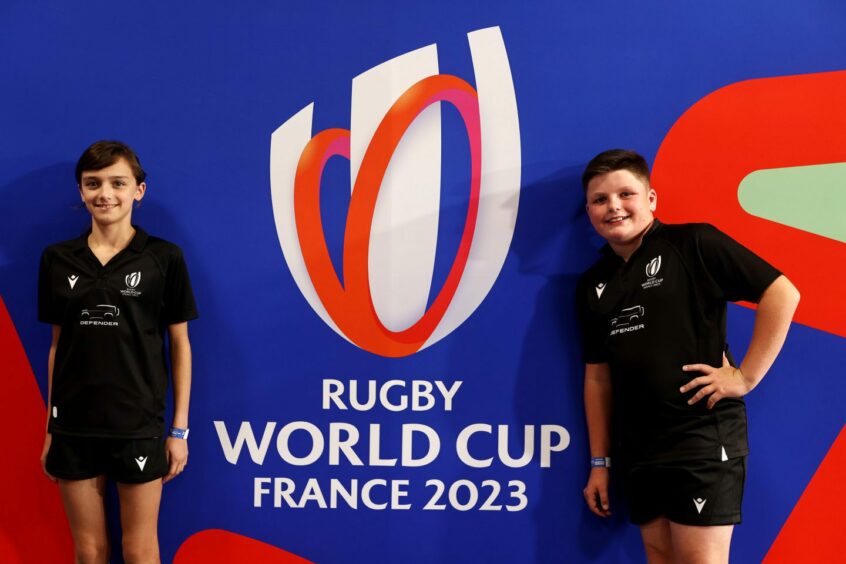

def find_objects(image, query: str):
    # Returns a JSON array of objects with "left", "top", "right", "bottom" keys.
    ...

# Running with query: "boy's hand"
[
  {"left": 163, "top": 437, "right": 189, "bottom": 483},
  {"left": 680, "top": 354, "right": 752, "bottom": 409},
  {"left": 583, "top": 468, "right": 611, "bottom": 517},
  {"left": 41, "top": 433, "right": 57, "bottom": 483}
]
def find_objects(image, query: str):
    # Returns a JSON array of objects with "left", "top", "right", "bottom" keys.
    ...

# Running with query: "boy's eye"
[{"left": 593, "top": 196, "right": 606, "bottom": 204}]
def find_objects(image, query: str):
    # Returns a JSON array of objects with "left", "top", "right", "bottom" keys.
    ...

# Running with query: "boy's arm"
[
  {"left": 584, "top": 362, "right": 613, "bottom": 517},
  {"left": 164, "top": 321, "right": 192, "bottom": 483},
  {"left": 40, "top": 325, "right": 61, "bottom": 481},
  {"left": 681, "top": 275, "right": 800, "bottom": 408}
]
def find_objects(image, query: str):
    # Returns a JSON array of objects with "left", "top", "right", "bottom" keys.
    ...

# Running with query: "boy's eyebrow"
[{"left": 81, "top": 173, "right": 131, "bottom": 179}]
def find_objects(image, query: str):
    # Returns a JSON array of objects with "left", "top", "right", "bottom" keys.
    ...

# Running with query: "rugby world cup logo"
[
  {"left": 125, "top": 272, "right": 141, "bottom": 288},
  {"left": 645, "top": 256, "right": 662, "bottom": 278},
  {"left": 270, "top": 27, "right": 520, "bottom": 357}
]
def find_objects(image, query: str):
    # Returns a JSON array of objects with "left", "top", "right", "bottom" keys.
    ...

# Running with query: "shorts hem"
[
  {"left": 667, "top": 513, "right": 742, "bottom": 526},
  {"left": 631, "top": 513, "right": 742, "bottom": 527},
  {"left": 49, "top": 470, "right": 103, "bottom": 481},
  {"left": 114, "top": 473, "right": 166, "bottom": 485}
]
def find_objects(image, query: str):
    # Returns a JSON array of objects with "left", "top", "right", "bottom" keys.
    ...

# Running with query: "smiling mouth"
[
  {"left": 605, "top": 215, "right": 630, "bottom": 224},
  {"left": 94, "top": 203, "right": 118, "bottom": 210}
]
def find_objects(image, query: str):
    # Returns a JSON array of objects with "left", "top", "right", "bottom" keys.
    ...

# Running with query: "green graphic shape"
[{"left": 738, "top": 162, "right": 846, "bottom": 243}]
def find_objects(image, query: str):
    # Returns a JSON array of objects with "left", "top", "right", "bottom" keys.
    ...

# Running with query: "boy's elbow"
[
  {"left": 773, "top": 275, "right": 800, "bottom": 310},
  {"left": 783, "top": 276, "right": 800, "bottom": 305},
  {"left": 789, "top": 284, "right": 800, "bottom": 307}
]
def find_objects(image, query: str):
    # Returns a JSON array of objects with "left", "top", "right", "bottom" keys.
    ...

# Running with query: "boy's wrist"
[
  {"left": 590, "top": 456, "right": 611, "bottom": 468},
  {"left": 169, "top": 426, "right": 189, "bottom": 440},
  {"left": 734, "top": 366, "right": 755, "bottom": 393}
]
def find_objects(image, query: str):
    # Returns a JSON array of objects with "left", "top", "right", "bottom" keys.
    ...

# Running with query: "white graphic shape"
[
  {"left": 135, "top": 456, "right": 148, "bottom": 471},
  {"left": 126, "top": 272, "right": 141, "bottom": 288},
  {"left": 645, "top": 255, "right": 662, "bottom": 278},
  {"left": 721, "top": 446, "right": 729, "bottom": 462},
  {"left": 353, "top": 45, "right": 440, "bottom": 332},
  {"left": 693, "top": 497, "right": 707, "bottom": 514},
  {"left": 68, "top": 275, "right": 79, "bottom": 289},
  {"left": 424, "top": 26, "right": 521, "bottom": 349},
  {"left": 270, "top": 26, "right": 520, "bottom": 352},
  {"left": 269, "top": 104, "right": 346, "bottom": 340},
  {"left": 611, "top": 305, "right": 644, "bottom": 327},
  {"left": 595, "top": 283, "right": 606, "bottom": 299}
]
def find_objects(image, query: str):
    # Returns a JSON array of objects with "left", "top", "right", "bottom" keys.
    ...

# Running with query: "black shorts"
[
  {"left": 46, "top": 434, "right": 168, "bottom": 484},
  {"left": 624, "top": 456, "right": 746, "bottom": 526}
]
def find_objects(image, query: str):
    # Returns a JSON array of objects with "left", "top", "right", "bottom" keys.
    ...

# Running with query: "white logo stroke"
[
  {"left": 125, "top": 272, "right": 141, "bottom": 289},
  {"left": 645, "top": 255, "right": 662, "bottom": 278}
]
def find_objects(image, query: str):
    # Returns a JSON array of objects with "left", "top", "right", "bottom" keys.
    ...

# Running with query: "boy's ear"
[
  {"left": 648, "top": 188, "right": 657, "bottom": 212},
  {"left": 134, "top": 182, "right": 147, "bottom": 202}
]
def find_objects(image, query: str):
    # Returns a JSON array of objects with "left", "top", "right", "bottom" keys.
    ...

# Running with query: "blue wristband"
[
  {"left": 169, "top": 427, "right": 189, "bottom": 439},
  {"left": 590, "top": 457, "right": 611, "bottom": 468}
]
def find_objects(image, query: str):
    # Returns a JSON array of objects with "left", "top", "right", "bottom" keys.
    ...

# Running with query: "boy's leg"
[
  {"left": 639, "top": 516, "right": 673, "bottom": 564},
  {"left": 58, "top": 476, "right": 110, "bottom": 564},
  {"left": 669, "top": 522, "right": 733, "bottom": 564},
  {"left": 662, "top": 456, "right": 742, "bottom": 562},
  {"left": 117, "top": 479, "right": 163, "bottom": 564}
]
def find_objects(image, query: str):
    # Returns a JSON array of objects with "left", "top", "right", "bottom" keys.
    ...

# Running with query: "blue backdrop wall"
[{"left": 1, "top": 1, "right": 844, "bottom": 562}]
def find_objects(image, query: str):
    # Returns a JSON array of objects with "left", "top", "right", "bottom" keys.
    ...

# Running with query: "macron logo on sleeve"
[
  {"left": 595, "top": 283, "right": 606, "bottom": 299},
  {"left": 68, "top": 275, "right": 79, "bottom": 289}
]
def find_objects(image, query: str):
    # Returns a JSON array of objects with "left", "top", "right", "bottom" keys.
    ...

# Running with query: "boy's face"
[
  {"left": 585, "top": 169, "right": 656, "bottom": 249},
  {"left": 79, "top": 157, "right": 146, "bottom": 227}
]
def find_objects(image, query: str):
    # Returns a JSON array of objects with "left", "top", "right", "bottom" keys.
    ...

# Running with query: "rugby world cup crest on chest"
[
  {"left": 270, "top": 27, "right": 521, "bottom": 358},
  {"left": 641, "top": 255, "right": 663, "bottom": 290},
  {"left": 121, "top": 271, "right": 142, "bottom": 297}
]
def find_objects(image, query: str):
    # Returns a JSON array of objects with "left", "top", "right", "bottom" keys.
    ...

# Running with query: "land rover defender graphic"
[
  {"left": 80, "top": 305, "right": 120, "bottom": 319},
  {"left": 611, "top": 305, "right": 644, "bottom": 327}
]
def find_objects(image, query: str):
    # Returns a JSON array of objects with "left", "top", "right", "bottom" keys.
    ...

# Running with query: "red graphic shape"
[
  {"left": 653, "top": 70, "right": 846, "bottom": 338},
  {"left": 0, "top": 296, "right": 73, "bottom": 562},
  {"left": 174, "top": 529, "right": 313, "bottom": 563},
  {"left": 763, "top": 424, "right": 846, "bottom": 562},
  {"left": 295, "top": 74, "right": 482, "bottom": 357}
]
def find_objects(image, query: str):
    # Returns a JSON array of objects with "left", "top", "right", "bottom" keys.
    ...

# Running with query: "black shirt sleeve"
[
  {"left": 162, "top": 248, "right": 198, "bottom": 324},
  {"left": 38, "top": 248, "right": 61, "bottom": 324},
  {"left": 577, "top": 274, "right": 608, "bottom": 364},
  {"left": 694, "top": 224, "right": 781, "bottom": 303}
]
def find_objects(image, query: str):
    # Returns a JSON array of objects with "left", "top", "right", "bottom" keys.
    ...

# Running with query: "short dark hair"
[
  {"left": 581, "top": 149, "right": 650, "bottom": 192},
  {"left": 75, "top": 140, "right": 146, "bottom": 184}
]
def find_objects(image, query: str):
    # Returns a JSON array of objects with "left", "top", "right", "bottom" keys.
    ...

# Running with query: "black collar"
[
  {"left": 69, "top": 226, "right": 148, "bottom": 254},
  {"left": 600, "top": 218, "right": 663, "bottom": 257}
]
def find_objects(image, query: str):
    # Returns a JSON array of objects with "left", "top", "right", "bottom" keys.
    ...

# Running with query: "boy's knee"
[
  {"left": 642, "top": 540, "right": 673, "bottom": 564},
  {"left": 74, "top": 538, "right": 109, "bottom": 564},
  {"left": 122, "top": 534, "right": 159, "bottom": 564}
]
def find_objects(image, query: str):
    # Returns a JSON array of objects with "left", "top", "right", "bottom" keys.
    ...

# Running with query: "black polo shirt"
[
  {"left": 577, "top": 220, "right": 780, "bottom": 465},
  {"left": 39, "top": 227, "right": 198, "bottom": 439}
]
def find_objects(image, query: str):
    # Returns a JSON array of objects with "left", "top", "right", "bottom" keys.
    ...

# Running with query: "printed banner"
[{"left": 0, "top": 2, "right": 844, "bottom": 563}]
